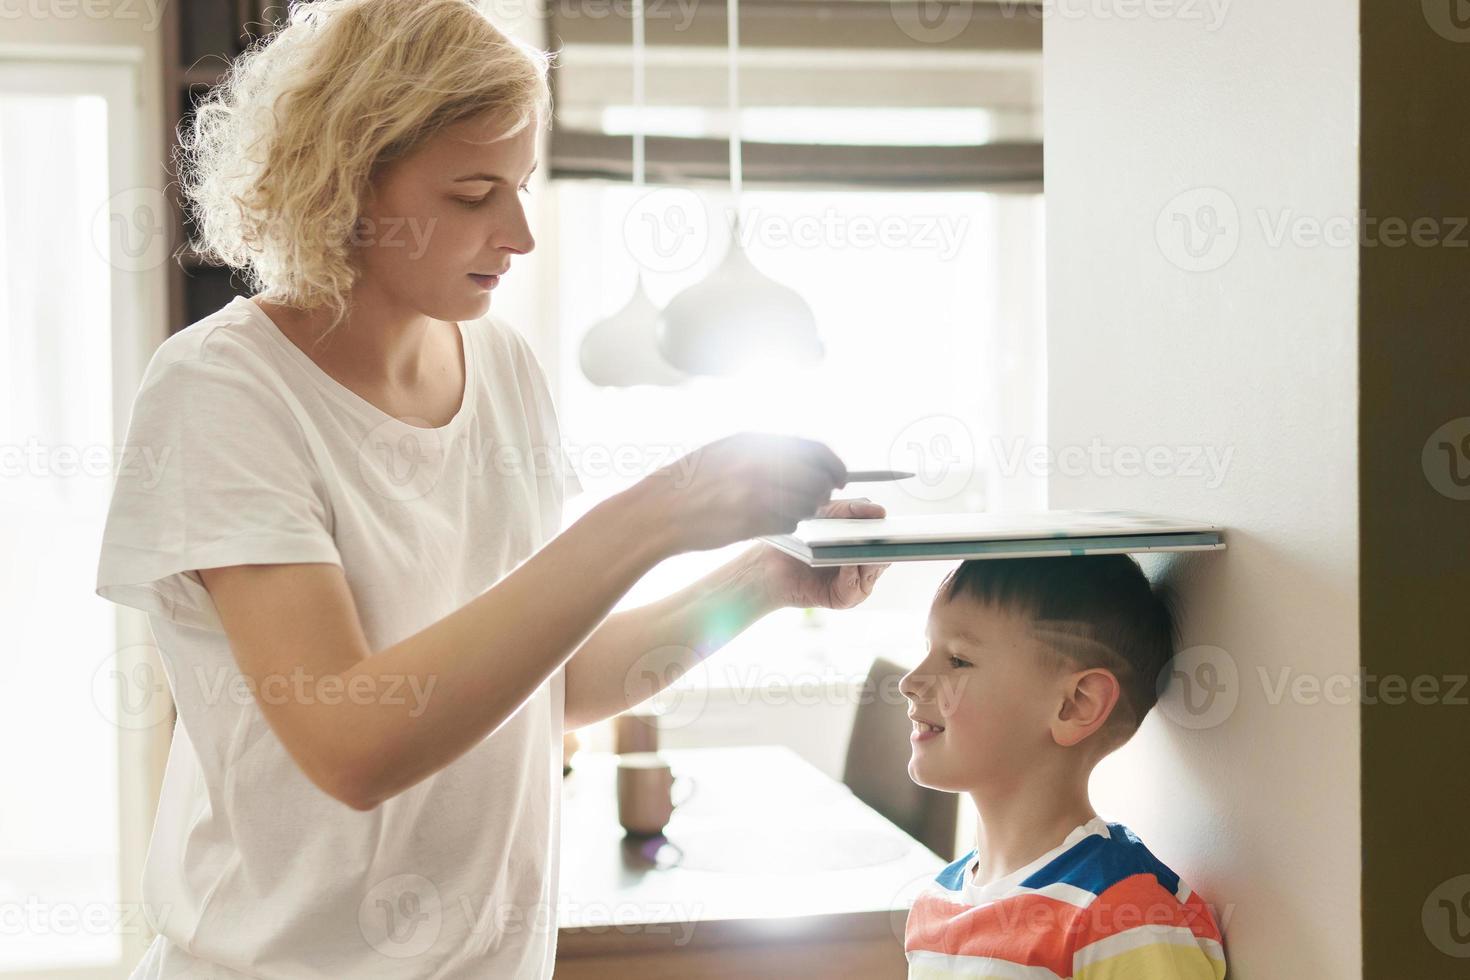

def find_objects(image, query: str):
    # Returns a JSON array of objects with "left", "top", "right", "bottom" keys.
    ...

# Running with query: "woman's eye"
[
  {"left": 518, "top": 184, "right": 532, "bottom": 196},
  {"left": 455, "top": 196, "right": 490, "bottom": 208},
  {"left": 948, "top": 656, "right": 972, "bottom": 669}
]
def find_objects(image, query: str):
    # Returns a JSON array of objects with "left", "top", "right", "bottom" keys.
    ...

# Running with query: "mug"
[{"left": 616, "top": 752, "right": 694, "bottom": 837}]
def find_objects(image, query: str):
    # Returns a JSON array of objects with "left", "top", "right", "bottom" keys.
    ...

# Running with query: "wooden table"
[{"left": 555, "top": 745, "right": 946, "bottom": 979}]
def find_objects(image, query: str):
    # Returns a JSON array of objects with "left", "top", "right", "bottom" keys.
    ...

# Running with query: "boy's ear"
[{"left": 1052, "top": 668, "right": 1121, "bottom": 747}]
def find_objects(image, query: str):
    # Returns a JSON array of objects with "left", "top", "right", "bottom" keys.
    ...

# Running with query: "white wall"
[{"left": 1043, "top": 2, "right": 1360, "bottom": 977}]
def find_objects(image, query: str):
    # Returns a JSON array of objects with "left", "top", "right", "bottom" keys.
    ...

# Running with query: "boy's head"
[{"left": 899, "top": 554, "right": 1178, "bottom": 793}]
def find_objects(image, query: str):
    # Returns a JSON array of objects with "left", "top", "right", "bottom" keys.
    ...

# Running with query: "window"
[
  {"left": 0, "top": 50, "right": 159, "bottom": 977},
  {"left": 553, "top": 179, "right": 1046, "bottom": 730}
]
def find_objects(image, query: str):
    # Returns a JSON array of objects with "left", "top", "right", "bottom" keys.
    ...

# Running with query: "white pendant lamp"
[
  {"left": 577, "top": 0, "right": 686, "bottom": 388},
  {"left": 655, "top": 0, "right": 823, "bottom": 377},
  {"left": 578, "top": 272, "right": 685, "bottom": 386}
]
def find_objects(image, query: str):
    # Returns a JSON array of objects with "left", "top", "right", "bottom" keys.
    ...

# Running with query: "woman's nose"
[{"left": 498, "top": 199, "right": 535, "bottom": 255}]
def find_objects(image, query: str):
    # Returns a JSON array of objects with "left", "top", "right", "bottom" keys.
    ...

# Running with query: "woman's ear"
[{"left": 1052, "top": 668, "right": 1121, "bottom": 747}]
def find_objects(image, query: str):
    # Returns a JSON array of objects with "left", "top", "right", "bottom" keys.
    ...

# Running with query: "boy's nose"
[
  {"left": 899, "top": 667, "right": 923, "bottom": 703},
  {"left": 901, "top": 665, "right": 949, "bottom": 709}
]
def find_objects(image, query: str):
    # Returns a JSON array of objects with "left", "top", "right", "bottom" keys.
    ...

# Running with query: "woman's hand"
[
  {"left": 638, "top": 432, "right": 848, "bottom": 556},
  {"left": 742, "top": 497, "right": 892, "bottom": 610}
]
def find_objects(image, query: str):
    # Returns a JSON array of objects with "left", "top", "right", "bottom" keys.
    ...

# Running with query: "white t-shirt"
[{"left": 95, "top": 295, "right": 582, "bottom": 979}]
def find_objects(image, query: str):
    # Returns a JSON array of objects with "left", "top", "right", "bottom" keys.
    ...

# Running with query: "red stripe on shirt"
[
  {"left": 1070, "top": 874, "right": 1224, "bottom": 951},
  {"left": 906, "top": 891, "right": 1084, "bottom": 975}
]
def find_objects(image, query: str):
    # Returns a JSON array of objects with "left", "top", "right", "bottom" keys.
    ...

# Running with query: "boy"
[{"left": 899, "top": 555, "right": 1226, "bottom": 978}]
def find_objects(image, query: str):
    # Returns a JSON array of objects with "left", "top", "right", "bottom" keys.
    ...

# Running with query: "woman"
[{"left": 94, "top": 1, "right": 888, "bottom": 977}]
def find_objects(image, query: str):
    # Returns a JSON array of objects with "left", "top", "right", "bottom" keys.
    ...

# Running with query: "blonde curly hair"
[{"left": 179, "top": 0, "right": 551, "bottom": 334}]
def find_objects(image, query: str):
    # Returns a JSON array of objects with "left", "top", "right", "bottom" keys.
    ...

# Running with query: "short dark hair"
[{"left": 934, "top": 554, "right": 1180, "bottom": 740}]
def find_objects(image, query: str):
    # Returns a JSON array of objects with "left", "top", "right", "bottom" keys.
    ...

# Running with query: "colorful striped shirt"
[{"left": 905, "top": 817, "right": 1226, "bottom": 979}]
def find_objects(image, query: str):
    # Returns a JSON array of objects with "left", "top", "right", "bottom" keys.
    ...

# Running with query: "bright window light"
[
  {"left": 553, "top": 181, "right": 1047, "bottom": 638},
  {"left": 0, "top": 91, "right": 121, "bottom": 972}
]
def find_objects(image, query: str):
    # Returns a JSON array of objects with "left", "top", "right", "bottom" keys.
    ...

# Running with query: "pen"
[{"left": 843, "top": 470, "right": 915, "bottom": 483}]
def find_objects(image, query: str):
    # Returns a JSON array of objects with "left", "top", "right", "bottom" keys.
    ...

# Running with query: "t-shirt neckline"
[
  {"left": 964, "top": 816, "right": 1111, "bottom": 902},
  {"left": 238, "top": 295, "right": 476, "bottom": 437}
]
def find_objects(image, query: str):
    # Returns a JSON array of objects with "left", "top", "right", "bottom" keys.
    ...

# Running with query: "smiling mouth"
[{"left": 911, "top": 720, "right": 945, "bottom": 734}]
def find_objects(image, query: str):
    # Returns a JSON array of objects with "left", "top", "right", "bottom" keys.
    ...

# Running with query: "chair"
[{"left": 842, "top": 657, "right": 959, "bottom": 861}]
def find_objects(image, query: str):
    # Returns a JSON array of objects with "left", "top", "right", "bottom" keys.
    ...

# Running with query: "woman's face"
[{"left": 355, "top": 109, "right": 538, "bottom": 322}]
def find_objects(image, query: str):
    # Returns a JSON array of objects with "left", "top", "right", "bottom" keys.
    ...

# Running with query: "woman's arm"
[
  {"left": 563, "top": 498, "right": 890, "bottom": 731},
  {"left": 199, "top": 433, "right": 845, "bottom": 811},
  {"left": 561, "top": 544, "right": 776, "bottom": 731},
  {"left": 202, "top": 484, "right": 667, "bottom": 810}
]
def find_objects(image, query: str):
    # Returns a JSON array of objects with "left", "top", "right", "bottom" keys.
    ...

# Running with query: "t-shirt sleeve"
[
  {"left": 95, "top": 353, "right": 342, "bottom": 632},
  {"left": 1071, "top": 875, "right": 1227, "bottom": 980}
]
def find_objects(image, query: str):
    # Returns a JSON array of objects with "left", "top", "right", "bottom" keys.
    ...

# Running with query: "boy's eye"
[{"left": 947, "top": 656, "right": 972, "bottom": 669}]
